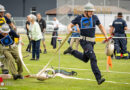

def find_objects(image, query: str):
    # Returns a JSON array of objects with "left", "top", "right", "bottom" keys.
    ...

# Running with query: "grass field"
[{"left": 1, "top": 34, "right": 130, "bottom": 90}]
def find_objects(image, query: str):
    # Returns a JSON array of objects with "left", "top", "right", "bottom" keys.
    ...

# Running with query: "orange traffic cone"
[{"left": 107, "top": 56, "right": 112, "bottom": 72}]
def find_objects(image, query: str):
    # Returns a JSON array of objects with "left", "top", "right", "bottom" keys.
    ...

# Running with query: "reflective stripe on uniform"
[
  {"left": 116, "top": 53, "right": 121, "bottom": 56},
  {"left": 123, "top": 53, "right": 129, "bottom": 56},
  {"left": 0, "top": 17, "right": 6, "bottom": 28}
]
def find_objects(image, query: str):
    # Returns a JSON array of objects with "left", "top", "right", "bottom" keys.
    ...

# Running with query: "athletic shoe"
[
  {"left": 43, "top": 49, "right": 47, "bottom": 54},
  {"left": 36, "top": 58, "right": 39, "bottom": 60},
  {"left": 26, "top": 49, "right": 31, "bottom": 53},
  {"left": 30, "top": 58, "right": 35, "bottom": 60},
  {"left": 40, "top": 49, "right": 42, "bottom": 53},
  {"left": 97, "top": 78, "right": 105, "bottom": 85},
  {"left": 64, "top": 47, "right": 73, "bottom": 54}
]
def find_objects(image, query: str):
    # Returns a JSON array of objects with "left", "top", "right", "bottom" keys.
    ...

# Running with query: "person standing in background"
[
  {"left": 25, "top": 15, "right": 31, "bottom": 52},
  {"left": 36, "top": 13, "right": 47, "bottom": 54},
  {"left": 28, "top": 14, "right": 43, "bottom": 60},
  {"left": 0, "top": 5, "right": 15, "bottom": 32},
  {"left": 5, "top": 13, "right": 17, "bottom": 32},
  {"left": 51, "top": 17, "right": 59, "bottom": 49},
  {"left": 70, "top": 24, "right": 80, "bottom": 51}
]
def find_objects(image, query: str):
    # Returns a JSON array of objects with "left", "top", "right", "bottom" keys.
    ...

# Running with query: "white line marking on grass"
[
  {"left": 54, "top": 67, "right": 130, "bottom": 74},
  {"left": 26, "top": 64, "right": 130, "bottom": 74},
  {"left": 26, "top": 64, "right": 130, "bottom": 85},
  {"left": 55, "top": 73, "right": 130, "bottom": 85}
]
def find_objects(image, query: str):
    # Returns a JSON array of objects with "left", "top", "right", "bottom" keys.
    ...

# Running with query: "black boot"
[
  {"left": 2, "top": 69, "right": 9, "bottom": 74},
  {"left": 97, "top": 78, "right": 105, "bottom": 85},
  {"left": 30, "top": 58, "right": 35, "bottom": 60},
  {"left": 64, "top": 47, "right": 73, "bottom": 54},
  {"left": 123, "top": 56, "right": 129, "bottom": 59},
  {"left": 13, "top": 74, "right": 19, "bottom": 80},
  {"left": 13, "top": 74, "right": 24, "bottom": 80},
  {"left": 18, "top": 74, "right": 24, "bottom": 79}
]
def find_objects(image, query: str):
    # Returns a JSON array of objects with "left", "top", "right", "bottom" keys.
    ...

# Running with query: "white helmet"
[
  {"left": 84, "top": 2, "right": 95, "bottom": 11},
  {"left": 105, "top": 39, "right": 114, "bottom": 56},
  {"left": 0, "top": 4, "right": 6, "bottom": 12},
  {"left": 0, "top": 23, "right": 10, "bottom": 33}
]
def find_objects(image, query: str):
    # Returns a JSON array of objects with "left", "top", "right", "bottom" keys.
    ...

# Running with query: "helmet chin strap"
[
  {"left": 84, "top": 11, "right": 90, "bottom": 18},
  {"left": 87, "top": 11, "right": 90, "bottom": 17}
]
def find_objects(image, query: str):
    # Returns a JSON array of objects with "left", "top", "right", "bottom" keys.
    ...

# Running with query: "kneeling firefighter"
[{"left": 0, "top": 23, "right": 23, "bottom": 80}]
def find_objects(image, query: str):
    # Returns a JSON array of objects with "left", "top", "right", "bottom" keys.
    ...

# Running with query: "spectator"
[
  {"left": 28, "top": 14, "right": 43, "bottom": 60},
  {"left": 51, "top": 17, "right": 59, "bottom": 49},
  {"left": 36, "top": 13, "right": 47, "bottom": 54},
  {"left": 25, "top": 15, "right": 31, "bottom": 52},
  {"left": 5, "top": 13, "right": 17, "bottom": 32},
  {"left": 70, "top": 24, "right": 80, "bottom": 51}
]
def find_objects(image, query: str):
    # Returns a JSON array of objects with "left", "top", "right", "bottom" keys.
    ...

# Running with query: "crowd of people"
[
  {"left": 0, "top": 2, "right": 129, "bottom": 85},
  {"left": 25, "top": 14, "right": 60, "bottom": 60},
  {"left": 0, "top": 3, "right": 62, "bottom": 80}
]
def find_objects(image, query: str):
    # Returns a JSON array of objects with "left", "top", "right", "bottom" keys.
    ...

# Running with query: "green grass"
[{"left": 1, "top": 34, "right": 130, "bottom": 90}]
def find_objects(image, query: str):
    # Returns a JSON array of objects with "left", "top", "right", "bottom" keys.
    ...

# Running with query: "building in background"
[
  {"left": 0, "top": 0, "right": 56, "bottom": 17},
  {"left": 45, "top": 5, "right": 130, "bottom": 33},
  {"left": 0, "top": 0, "right": 130, "bottom": 17},
  {"left": 1, "top": 0, "right": 130, "bottom": 33}
]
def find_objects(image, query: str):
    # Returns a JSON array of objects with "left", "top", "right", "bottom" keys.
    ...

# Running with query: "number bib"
[
  {"left": 80, "top": 17, "right": 95, "bottom": 37},
  {"left": 81, "top": 17, "right": 94, "bottom": 29},
  {"left": 0, "top": 35, "right": 13, "bottom": 46}
]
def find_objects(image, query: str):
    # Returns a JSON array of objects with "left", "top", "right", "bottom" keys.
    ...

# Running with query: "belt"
[
  {"left": 3, "top": 43, "right": 16, "bottom": 49},
  {"left": 3, "top": 46, "right": 10, "bottom": 49},
  {"left": 80, "top": 36, "right": 95, "bottom": 42}
]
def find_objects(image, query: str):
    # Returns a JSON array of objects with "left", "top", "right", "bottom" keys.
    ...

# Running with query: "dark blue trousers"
[
  {"left": 71, "top": 39, "right": 101, "bottom": 81},
  {"left": 31, "top": 39, "right": 41, "bottom": 59},
  {"left": 114, "top": 33, "right": 128, "bottom": 54}
]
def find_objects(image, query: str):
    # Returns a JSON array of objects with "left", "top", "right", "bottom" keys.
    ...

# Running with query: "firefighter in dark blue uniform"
[
  {"left": 110, "top": 12, "right": 129, "bottom": 59},
  {"left": 64, "top": 2, "right": 108, "bottom": 85}
]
